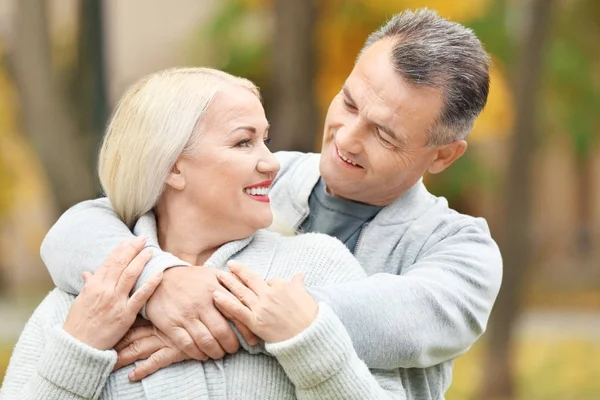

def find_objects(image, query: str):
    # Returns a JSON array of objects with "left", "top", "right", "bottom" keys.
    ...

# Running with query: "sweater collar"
[
  {"left": 286, "top": 153, "right": 435, "bottom": 226},
  {"left": 134, "top": 212, "right": 254, "bottom": 269},
  {"left": 204, "top": 236, "right": 254, "bottom": 269}
]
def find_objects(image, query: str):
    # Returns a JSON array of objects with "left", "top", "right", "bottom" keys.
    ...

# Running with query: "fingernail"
[
  {"left": 128, "top": 371, "right": 135, "bottom": 381},
  {"left": 135, "top": 236, "right": 146, "bottom": 244}
]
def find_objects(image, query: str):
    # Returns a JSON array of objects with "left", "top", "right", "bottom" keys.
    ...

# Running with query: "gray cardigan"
[
  {"left": 1, "top": 228, "right": 406, "bottom": 399},
  {"left": 36, "top": 152, "right": 502, "bottom": 399}
]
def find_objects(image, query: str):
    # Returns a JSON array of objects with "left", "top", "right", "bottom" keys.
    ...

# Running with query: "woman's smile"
[{"left": 244, "top": 180, "right": 272, "bottom": 203}]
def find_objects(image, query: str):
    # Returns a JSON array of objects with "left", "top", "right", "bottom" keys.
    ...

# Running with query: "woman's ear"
[
  {"left": 165, "top": 159, "right": 186, "bottom": 191},
  {"left": 427, "top": 140, "right": 468, "bottom": 175}
]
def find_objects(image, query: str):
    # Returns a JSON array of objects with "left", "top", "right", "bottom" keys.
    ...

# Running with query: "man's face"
[{"left": 320, "top": 39, "right": 448, "bottom": 206}]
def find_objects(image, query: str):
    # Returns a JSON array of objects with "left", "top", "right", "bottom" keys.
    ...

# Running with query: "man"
[{"left": 41, "top": 9, "right": 501, "bottom": 399}]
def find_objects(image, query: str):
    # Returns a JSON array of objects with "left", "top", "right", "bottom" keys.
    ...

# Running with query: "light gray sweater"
[
  {"left": 35, "top": 152, "right": 502, "bottom": 399},
  {"left": 1, "top": 223, "right": 406, "bottom": 399}
]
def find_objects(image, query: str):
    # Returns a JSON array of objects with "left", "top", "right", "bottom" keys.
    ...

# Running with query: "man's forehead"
[
  {"left": 344, "top": 57, "right": 443, "bottom": 143},
  {"left": 343, "top": 71, "right": 406, "bottom": 123}
]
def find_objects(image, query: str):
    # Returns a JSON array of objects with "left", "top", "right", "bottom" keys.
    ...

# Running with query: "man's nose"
[{"left": 336, "top": 120, "right": 364, "bottom": 155}]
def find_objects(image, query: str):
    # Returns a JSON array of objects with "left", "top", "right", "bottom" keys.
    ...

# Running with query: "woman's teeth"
[
  {"left": 337, "top": 148, "right": 357, "bottom": 166},
  {"left": 245, "top": 187, "right": 270, "bottom": 196}
]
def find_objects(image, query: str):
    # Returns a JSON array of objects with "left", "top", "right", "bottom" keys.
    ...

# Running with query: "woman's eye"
[{"left": 235, "top": 139, "right": 252, "bottom": 147}]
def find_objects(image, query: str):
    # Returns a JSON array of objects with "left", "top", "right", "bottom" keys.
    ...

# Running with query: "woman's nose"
[{"left": 257, "top": 149, "right": 280, "bottom": 176}]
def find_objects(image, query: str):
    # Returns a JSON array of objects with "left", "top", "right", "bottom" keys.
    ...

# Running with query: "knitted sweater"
[{"left": 1, "top": 224, "right": 406, "bottom": 399}]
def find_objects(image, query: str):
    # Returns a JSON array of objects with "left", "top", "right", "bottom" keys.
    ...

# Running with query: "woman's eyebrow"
[{"left": 227, "top": 124, "right": 270, "bottom": 137}]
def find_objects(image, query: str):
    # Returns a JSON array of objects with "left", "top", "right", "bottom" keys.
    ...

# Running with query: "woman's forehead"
[{"left": 205, "top": 87, "right": 266, "bottom": 125}]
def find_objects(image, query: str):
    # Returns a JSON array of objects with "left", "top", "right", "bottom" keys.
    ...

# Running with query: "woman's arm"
[
  {"left": 1, "top": 239, "right": 162, "bottom": 400},
  {"left": 265, "top": 303, "right": 406, "bottom": 400},
  {"left": 0, "top": 292, "right": 117, "bottom": 400},
  {"left": 215, "top": 254, "right": 406, "bottom": 400}
]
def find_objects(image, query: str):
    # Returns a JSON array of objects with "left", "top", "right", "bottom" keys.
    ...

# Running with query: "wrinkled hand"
[
  {"left": 214, "top": 261, "right": 318, "bottom": 343},
  {"left": 145, "top": 265, "right": 258, "bottom": 361},
  {"left": 113, "top": 318, "right": 189, "bottom": 381},
  {"left": 63, "top": 237, "right": 163, "bottom": 350}
]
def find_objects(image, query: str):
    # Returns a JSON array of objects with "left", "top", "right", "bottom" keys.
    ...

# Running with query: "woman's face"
[{"left": 173, "top": 84, "right": 279, "bottom": 239}]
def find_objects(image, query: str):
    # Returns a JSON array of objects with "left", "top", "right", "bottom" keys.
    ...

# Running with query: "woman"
[{"left": 0, "top": 68, "right": 405, "bottom": 399}]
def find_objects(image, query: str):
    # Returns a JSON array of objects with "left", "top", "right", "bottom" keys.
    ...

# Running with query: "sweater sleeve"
[
  {"left": 40, "top": 198, "right": 188, "bottom": 296},
  {"left": 265, "top": 303, "right": 405, "bottom": 400},
  {"left": 263, "top": 234, "right": 405, "bottom": 399},
  {"left": 308, "top": 220, "right": 503, "bottom": 369},
  {"left": 0, "top": 293, "right": 117, "bottom": 399}
]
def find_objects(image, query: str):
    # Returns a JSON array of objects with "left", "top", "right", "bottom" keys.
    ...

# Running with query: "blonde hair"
[{"left": 98, "top": 67, "right": 260, "bottom": 227}]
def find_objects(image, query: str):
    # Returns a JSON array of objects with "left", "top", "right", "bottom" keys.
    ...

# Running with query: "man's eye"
[
  {"left": 343, "top": 99, "right": 357, "bottom": 111},
  {"left": 377, "top": 131, "right": 395, "bottom": 148},
  {"left": 264, "top": 137, "right": 272, "bottom": 146}
]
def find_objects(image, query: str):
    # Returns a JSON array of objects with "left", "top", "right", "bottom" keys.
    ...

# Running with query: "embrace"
[{"left": 1, "top": 9, "right": 501, "bottom": 400}]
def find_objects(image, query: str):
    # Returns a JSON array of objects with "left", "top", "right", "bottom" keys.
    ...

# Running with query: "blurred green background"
[{"left": 0, "top": 0, "right": 599, "bottom": 399}]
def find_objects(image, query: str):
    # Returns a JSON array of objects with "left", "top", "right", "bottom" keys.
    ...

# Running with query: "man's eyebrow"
[
  {"left": 342, "top": 86, "right": 356, "bottom": 104},
  {"left": 343, "top": 85, "right": 405, "bottom": 144},
  {"left": 377, "top": 123, "right": 406, "bottom": 145}
]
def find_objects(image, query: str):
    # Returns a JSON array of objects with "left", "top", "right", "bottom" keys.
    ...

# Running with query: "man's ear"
[
  {"left": 428, "top": 140, "right": 467, "bottom": 175},
  {"left": 165, "top": 159, "right": 186, "bottom": 191}
]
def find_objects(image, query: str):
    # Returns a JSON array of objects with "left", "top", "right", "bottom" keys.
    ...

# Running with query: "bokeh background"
[{"left": 0, "top": 0, "right": 598, "bottom": 399}]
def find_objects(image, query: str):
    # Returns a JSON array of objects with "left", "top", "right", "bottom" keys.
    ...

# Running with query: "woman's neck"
[{"left": 154, "top": 198, "right": 223, "bottom": 266}]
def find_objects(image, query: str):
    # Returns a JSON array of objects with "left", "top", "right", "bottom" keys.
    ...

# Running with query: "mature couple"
[{"left": 1, "top": 9, "right": 502, "bottom": 400}]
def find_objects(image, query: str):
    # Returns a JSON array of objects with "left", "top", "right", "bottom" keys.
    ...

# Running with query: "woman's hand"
[
  {"left": 214, "top": 261, "right": 318, "bottom": 343},
  {"left": 63, "top": 237, "right": 163, "bottom": 350}
]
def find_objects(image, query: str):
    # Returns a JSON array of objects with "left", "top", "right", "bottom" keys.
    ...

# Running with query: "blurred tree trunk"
[
  {"left": 75, "top": 0, "right": 108, "bottom": 195},
  {"left": 268, "top": 0, "right": 319, "bottom": 152},
  {"left": 9, "top": 0, "right": 95, "bottom": 213},
  {"left": 575, "top": 156, "right": 592, "bottom": 257},
  {"left": 480, "top": 1, "right": 554, "bottom": 398}
]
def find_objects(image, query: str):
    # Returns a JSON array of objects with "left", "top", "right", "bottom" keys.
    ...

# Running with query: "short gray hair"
[
  {"left": 98, "top": 67, "right": 260, "bottom": 227},
  {"left": 361, "top": 8, "right": 491, "bottom": 145}
]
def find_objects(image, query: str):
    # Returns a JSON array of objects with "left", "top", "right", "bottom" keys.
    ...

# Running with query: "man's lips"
[{"left": 334, "top": 144, "right": 362, "bottom": 168}]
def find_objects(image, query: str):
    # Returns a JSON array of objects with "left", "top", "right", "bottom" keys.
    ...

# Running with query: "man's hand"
[
  {"left": 114, "top": 319, "right": 189, "bottom": 381},
  {"left": 145, "top": 265, "right": 257, "bottom": 360}
]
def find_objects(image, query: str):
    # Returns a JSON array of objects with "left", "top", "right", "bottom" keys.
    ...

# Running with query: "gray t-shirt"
[{"left": 300, "top": 178, "right": 383, "bottom": 253}]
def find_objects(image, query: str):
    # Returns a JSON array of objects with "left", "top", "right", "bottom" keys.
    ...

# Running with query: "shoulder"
[
  {"left": 252, "top": 230, "right": 346, "bottom": 256},
  {"left": 274, "top": 152, "right": 319, "bottom": 181},
  {"left": 60, "top": 197, "right": 113, "bottom": 216},
  {"left": 271, "top": 233, "right": 366, "bottom": 284},
  {"left": 16, "top": 289, "right": 75, "bottom": 337},
  {"left": 423, "top": 200, "right": 497, "bottom": 250},
  {"left": 32, "top": 289, "right": 75, "bottom": 323},
  {"left": 282, "top": 231, "right": 347, "bottom": 252},
  {"left": 397, "top": 186, "right": 495, "bottom": 243},
  {"left": 407, "top": 199, "right": 502, "bottom": 274}
]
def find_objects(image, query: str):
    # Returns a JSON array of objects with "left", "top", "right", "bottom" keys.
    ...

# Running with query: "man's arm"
[
  {"left": 40, "top": 198, "right": 248, "bottom": 360},
  {"left": 309, "top": 223, "right": 503, "bottom": 369},
  {"left": 40, "top": 198, "right": 187, "bottom": 295}
]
